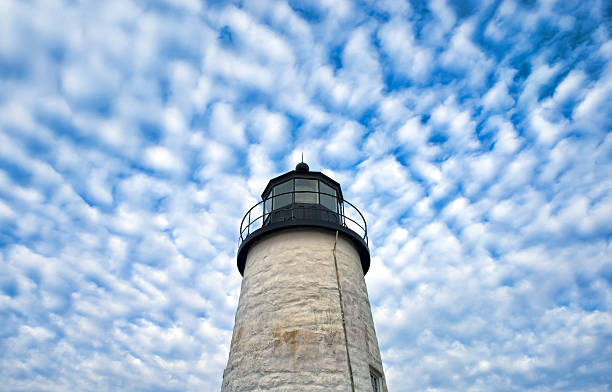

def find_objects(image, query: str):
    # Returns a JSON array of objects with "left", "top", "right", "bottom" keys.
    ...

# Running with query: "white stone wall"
[{"left": 221, "top": 229, "right": 387, "bottom": 392}]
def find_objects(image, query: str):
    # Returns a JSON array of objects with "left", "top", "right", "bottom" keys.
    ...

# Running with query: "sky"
[{"left": 0, "top": 0, "right": 611, "bottom": 391}]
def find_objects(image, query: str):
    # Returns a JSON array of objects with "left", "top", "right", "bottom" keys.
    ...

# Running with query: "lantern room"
[
  {"left": 237, "top": 162, "right": 370, "bottom": 276},
  {"left": 261, "top": 161, "right": 343, "bottom": 226}
]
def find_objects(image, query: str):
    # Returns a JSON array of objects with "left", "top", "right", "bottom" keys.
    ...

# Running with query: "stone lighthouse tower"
[{"left": 221, "top": 162, "right": 387, "bottom": 392}]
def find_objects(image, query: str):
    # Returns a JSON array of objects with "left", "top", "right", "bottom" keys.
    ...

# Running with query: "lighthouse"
[{"left": 221, "top": 162, "right": 387, "bottom": 392}]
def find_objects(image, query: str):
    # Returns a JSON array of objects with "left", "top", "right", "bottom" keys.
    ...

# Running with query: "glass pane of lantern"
[
  {"left": 273, "top": 180, "right": 293, "bottom": 209},
  {"left": 295, "top": 178, "right": 318, "bottom": 204},
  {"left": 264, "top": 197, "right": 272, "bottom": 221},
  {"left": 319, "top": 181, "right": 337, "bottom": 212}
]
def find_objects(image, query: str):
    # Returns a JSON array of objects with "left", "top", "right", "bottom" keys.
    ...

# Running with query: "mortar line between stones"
[{"left": 333, "top": 231, "right": 356, "bottom": 392}]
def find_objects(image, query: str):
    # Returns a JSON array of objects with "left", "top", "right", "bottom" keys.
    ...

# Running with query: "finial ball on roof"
[{"left": 296, "top": 162, "right": 309, "bottom": 172}]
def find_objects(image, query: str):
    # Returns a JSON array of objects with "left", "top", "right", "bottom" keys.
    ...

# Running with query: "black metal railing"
[{"left": 239, "top": 190, "right": 368, "bottom": 246}]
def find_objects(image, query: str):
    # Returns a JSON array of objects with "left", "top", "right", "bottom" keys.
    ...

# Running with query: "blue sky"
[{"left": 1, "top": 0, "right": 611, "bottom": 390}]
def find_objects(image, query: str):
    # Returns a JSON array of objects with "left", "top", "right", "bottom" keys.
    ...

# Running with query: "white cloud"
[
  {"left": 573, "top": 75, "right": 612, "bottom": 125},
  {"left": 143, "top": 146, "right": 183, "bottom": 173},
  {"left": 338, "top": 26, "right": 384, "bottom": 113},
  {"left": 528, "top": 107, "right": 569, "bottom": 146},
  {"left": 483, "top": 80, "right": 514, "bottom": 111},
  {"left": 351, "top": 156, "right": 412, "bottom": 198},
  {"left": 86, "top": 168, "right": 113, "bottom": 205},
  {"left": 517, "top": 61, "right": 561, "bottom": 108},
  {"left": 551, "top": 69, "right": 587, "bottom": 105},
  {"left": 219, "top": 6, "right": 295, "bottom": 66},
  {"left": 208, "top": 102, "right": 247, "bottom": 148},
  {"left": 203, "top": 45, "right": 275, "bottom": 92},
  {"left": 164, "top": 0, "right": 202, "bottom": 13},
  {"left": 397, "top": 116, "right": 430, "bottom": 151},
  {"left": 247, "top": 107, "right": 289, "bottom": 153},
  {"left": 441, "top": 20, "right": 493, "bottom": 87},
  {"left": 323, "top": 120, "right": 365, "bottom": 164},
  {"left": 488, "top": 149, "right": 537, "bottom": 198},
  {"left": 424, "top": 0, "right": 457, "bottom": 45},
  {"left": 61, "top": 53, "right": 122, "bottom": 104},
  {"left": 430, "top": 97, "right": 480, "bottom": 151},
  {"left": 491, "top": 117, "right": 521, "bottom": 156},
  {"left": 196, "top": 140, "right": 236, "bottom": 181},
  {"left": 378, "top": 18, "right": 434, "bottom": 82}
]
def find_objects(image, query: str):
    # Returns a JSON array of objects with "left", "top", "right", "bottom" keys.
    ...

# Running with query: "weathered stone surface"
[{"left": 221, "top": 229, "right": 387, "bottom": 392}]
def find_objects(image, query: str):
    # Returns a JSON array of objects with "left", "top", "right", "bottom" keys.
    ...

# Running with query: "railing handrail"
[
  {"left": 241, "top": 208, "right": 366, "bottom": 239},
  {"left": 239, "top": 190, "right": 368, "bottom": 247}
]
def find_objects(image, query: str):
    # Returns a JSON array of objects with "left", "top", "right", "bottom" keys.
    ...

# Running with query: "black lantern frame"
[{"left": 237, "top": 168, "right": 370, "bottom": 276}]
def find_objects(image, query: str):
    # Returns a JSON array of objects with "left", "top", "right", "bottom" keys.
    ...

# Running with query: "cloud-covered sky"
[{"left": 1, "top": 0, "right": 611, "bottom": 390}]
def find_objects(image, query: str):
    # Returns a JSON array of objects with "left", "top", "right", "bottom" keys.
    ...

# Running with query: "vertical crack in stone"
[{"left": 333, "top": 231, "right": 356, "bottom": 392}]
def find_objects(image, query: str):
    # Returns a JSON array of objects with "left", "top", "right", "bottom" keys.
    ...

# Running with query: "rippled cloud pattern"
[{"left": 1, "top": 0, "right": 611, "bottom": 391}]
